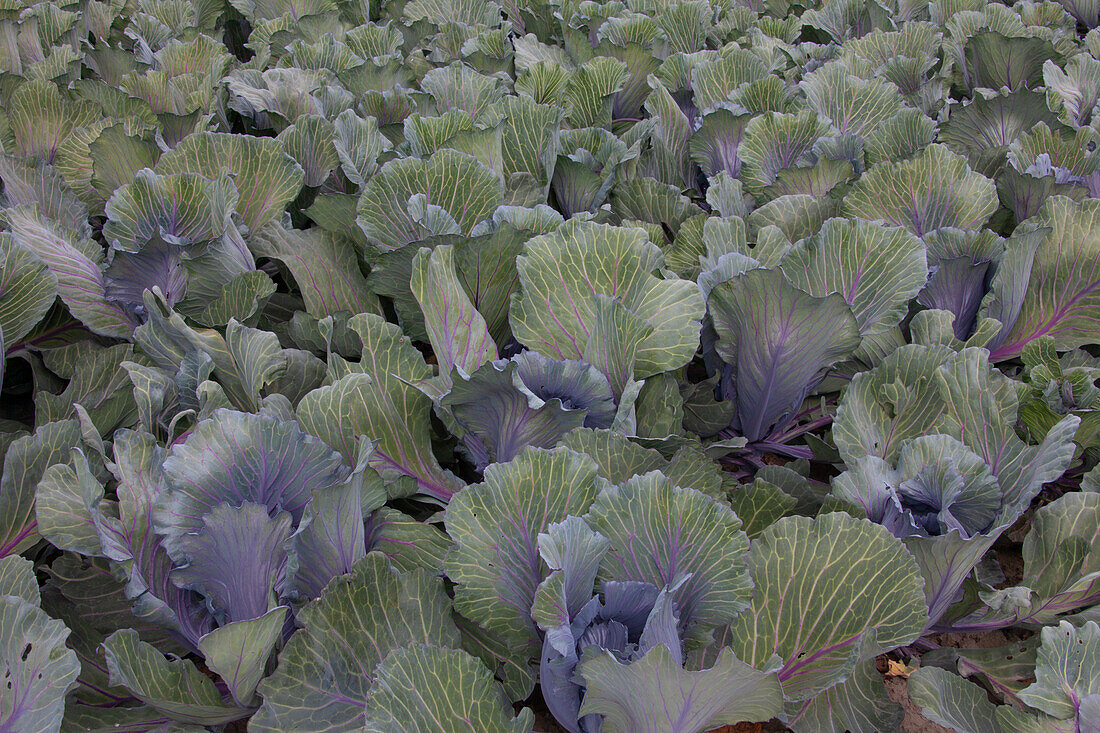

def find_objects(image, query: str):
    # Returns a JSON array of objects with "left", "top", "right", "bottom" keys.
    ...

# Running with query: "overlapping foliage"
[{"left": 1, "top": 0, "right": 1100, "bottom": 730}]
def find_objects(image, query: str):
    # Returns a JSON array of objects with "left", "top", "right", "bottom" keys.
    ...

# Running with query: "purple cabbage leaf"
[
  {"left": 706, "top": 267, "right": 861, "bottom": 447},
  {"left": 440, "top": 352, "right": 616, "bottom": 469}
]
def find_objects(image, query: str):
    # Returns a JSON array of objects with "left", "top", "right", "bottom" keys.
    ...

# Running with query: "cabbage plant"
[{"left": 1, "top": 0, "right": 1100, "bottom": 731}]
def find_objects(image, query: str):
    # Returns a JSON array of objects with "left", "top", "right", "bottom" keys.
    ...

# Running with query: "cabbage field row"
[{"left": 0, "top": 0, "right": 1099, "bottom": 729}]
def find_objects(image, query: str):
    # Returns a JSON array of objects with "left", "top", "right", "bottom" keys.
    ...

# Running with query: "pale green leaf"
[
  {"left": 445, "top": 447, "right": 602, "bottom": 654},
  {"left": 909, "top": 666, "right": 1003, "bottom": 733},
  {"left": 297, "top": 314, "right": 463, "bottom": 502},
  {"left": 0, "top": 234, "right": 57, "bottom": 347},
  {"left": 843, "top": 144, "right": 997, "bottom": 237},
  {"left": 5, "top": 206, "right": 137, "bottom": 338},
  {"left": 356, "top": 149, "right": 503, "bottom": 251},
  {"left": 0, "top": 419, "right": 80, "bottom": 557},
  {"left": 725, "top": 513, "right": 927, "bottom": 700},
  {"left": 333, "top": 110, "right": 389, "bottom": 186},
  {"left": 579, "top": 645, "right": 782, "bottom": 733},
  {"left": 197, "top": 607, "right": 287, "bottom": 707},
  {"left": 0, "top": 595, "right": 79, "bottom": 733},
  {"left": 156, "top": 132, "right": 304, "bottom": 234},
  {"left": 102, "top": 169, "right": 236, "bottom": 252},
  {"left": 986, "top": 196, "right": 1100, "bottom": 360},
  {"left": 510, "top": 220, "right": 703, "bottom": 379},
  {"left": 586, "top": 472, "right": 752, "bottom": 637},
  {"left": 785, "top": 659, "right": 903, "bottom": 733},
  {"left": 0, "top": 556, "right": 38, "bottom": 606},
  {"left": 411, "top": 245, "right": 498, "bottom": 381},
  {"left": 277, "top": 115, "right": 339, "bottom": 188},
  {"left": 781, "top": 218, "right": 928, "bottom": 337},
  {"left": 363, "top": 645, "right": 534, "bottom": 733},
  {"left": 103, "top": 629, "right": 246, "bottom": 725},
  {"left": 1019, "top": 621, "right": 1100, "bottom": 720},
  {"left": 250, "top": 222, "right": 379, "bottom": 319},
  {"left": 35, "top": 449, "right": 104, "bottom": 556},
  {"left": 251, "top": 554, "right": 461, "bottom": 733}
]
